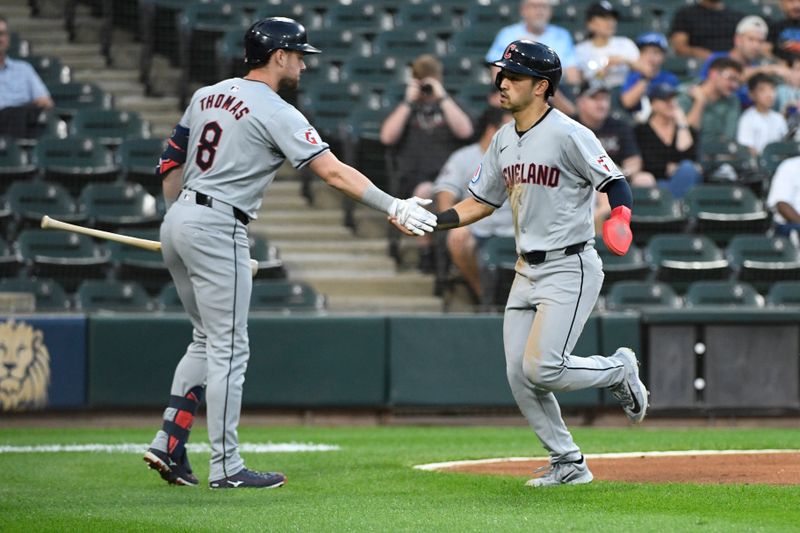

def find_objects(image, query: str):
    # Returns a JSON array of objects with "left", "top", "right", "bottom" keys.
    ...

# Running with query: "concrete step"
[
  {"left": 6, "top": 18, "right": 65, "bottom": 31},
  {"left": 283, "top": 252, "right": 395, "bottom": 272},
  {"left": 73, "top": 69, "right": 139, "bottom": 83},
  {"left": 300, "top": 272, "right": 434, "bottom": 297},
  {"left": 268, "top": 181, "right": 303, "bottom": 196},
  {"left": 151, "top": 125, "right": 173, "bottom": 139},
  {"left": 248, "top": 223, "right": 353, "bottom": 241},
  {"left": 0, "top": 4, "right": 31, "bottom": 17},
  {"left": 262, "top": 195, "right": 308, "bottom": 209},
  {"left": 21, "top": 30, "right": 69, "bottom": 47},
  {"left": 116, "top": 95, "right": 180, "bottom": 113},
  {"left": 325, "top": 295, "right": 443, "bottom": 313},
  {"left": 56, "top": 55, "right": 106, "bottom": 71},
  {"left": 94, "top": 79, "right": 144, "bottom": 97},
  {"left": 261, "top": 209, "right": 343, "bottom": 226},
  {"left": 272, "top": 239, "right": 388, "bottom": 256}
]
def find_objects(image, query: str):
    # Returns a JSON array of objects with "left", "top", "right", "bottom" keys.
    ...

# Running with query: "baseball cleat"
[
  {"left": 144, "top": 448, "right": 199, "bottom": 487},
  {"left": 609, "top": 347, "right": 649, "bottom": 424},
  {"left": 209, "top": 468, "right": 286, "bottom": 489},
  {"left": 525, "top": 456, "right": 593, "bottom": 488}
]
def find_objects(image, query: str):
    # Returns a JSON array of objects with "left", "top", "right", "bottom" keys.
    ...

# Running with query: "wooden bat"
[{"left": 40, "top": 215, "right": 260, "bottom": 277}]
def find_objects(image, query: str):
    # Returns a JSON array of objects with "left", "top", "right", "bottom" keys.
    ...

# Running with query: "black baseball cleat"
[
  {"left": 143, "top": 448, "right": 199, "bottom": 487},
  {"left": 209, "top": 468, "right": 286, "bottom": 489}
]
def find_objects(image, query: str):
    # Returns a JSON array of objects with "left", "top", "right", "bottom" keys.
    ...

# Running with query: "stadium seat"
[
  {"left": 684, "top": 280, "right": 762, "bottom": 308},
  {"left": 683, "top": 184, "right": 769, "bottom": 245},
  {"left": 726, "top": 235, "right": 800, "bottom": 294},
  {"left": 7, "top": 31, "right": 30, "bottom": 58},
  {"left": 27, "top": 55, "right": 70, "bottom": 86},
  {"left": 447, "top": 31, "right": 495, "bottom": 59},
  {"left": 323, "top": 3, "right": 389, "bottom": 33},
  {"left": 700, "top": 140, "right": 760, "bottom": 184},
  {"left": 299, "top": 83, "right": 366, "bottom": 141},
  {"left": 759, "top": 141, "right": 800, "bottom": 178},
  {"left": 454, "top": 83, "right": 496, "bottom": 118},
  {"left": 0, "top": 137, "right": 37, "bottom": 191},
  {"left": 645, "top": 234, "right": 730, "bottom": 293},
  {"left": 338, "top": 55, "right": 405, "bottom": 92},
  {"left": 6, "top": 181, "right": 87, "bottom": 235},
  {"left": 69, "top": 110, "right": 150, "bottom": 147},
  {"left": 116, "top": 138, "right": 166, "bottom": 196},
  {"left": 48, "top": 83, "right": 113, "bottom": 116},
  {"left": 595, "top": 236, "right": 651, "bottom": 293},
  {"left": 630, "top": 187, "right": 687, "bottom": 246},
  {"left": 0, "top": 278, "right": 70, "bottom": 311},
  {"left": 249, "top": 234, "right": 286, "bottom": 280},
  {"left": 16, "top": 230, "right": 110, "bottom": 292},
  {"left": 0, "top": 241, "right": 21, "bottom": 278},
  {"left": 79, "top": 182, "right": 161, "bottom": 230},
  {"left": 157, "top": 282, "right": 183, "bottom": 311},
  {"left": 766, "top": 281, "right": 800, "bottom": 307},
  {"left": 250, "top": 280, "right": 326, "bottom": 312},
  {"left": 606, "top": 281, "right": 681, "bottom": 310},
  {"left": 372, "top": 30, "right": 439, "bottom": 59},
  {"left": 443, "top": 56, "right": 493, "bottom": 92},
  {"left": 394, "top": 3, "right": 460, "bottom": 35},
  {"left": 477, "top": 236, "right": 517, "bottom": 309},
  {"left": 464, "top": 3, "right": 517, "bottom": 33},
  {"left": 76, "top": 280, "right": 152, "bottom": 312},
  {"left": 297, "top": 28, "right": 365, "bottom": 62},
  {"left": 32, "top": 137, "right": 119, "bottom": 195},
  {"left": 107, "top": 228, "right": 170, "bottom": 296},
  {"left": 661, "top": 54, "right": 700, "bottom": 82}
]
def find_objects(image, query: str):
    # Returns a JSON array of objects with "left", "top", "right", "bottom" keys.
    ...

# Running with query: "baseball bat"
[{"left": 40, "top": 215, "right": 260, "bottom": 277}]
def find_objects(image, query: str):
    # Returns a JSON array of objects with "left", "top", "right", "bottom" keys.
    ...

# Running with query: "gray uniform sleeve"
[
  {"left": 267, "top": 107, "right": 330, "bottom": 169},
  {"left": 468, "top": 134, "right": 506, "bottom": 209},
  {"left": 566, "top": 128, "right": 625, "bottom": 192}
]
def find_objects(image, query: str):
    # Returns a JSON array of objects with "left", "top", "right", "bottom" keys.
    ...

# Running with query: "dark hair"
[
  {"left": 707, "top": 56, "right": 743, "bottom": 74},
  {"left": 476, "top": 107, "right": 507, "bottom": 135},
  {"left": 0, "top": 14, "right": 7, "bottom": 24},
  {"left": 747, "top": 72, "right": 776, "bottom": 92}
]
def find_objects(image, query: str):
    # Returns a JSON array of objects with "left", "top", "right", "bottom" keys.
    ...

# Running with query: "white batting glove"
[{"left": 389, "top": 197, "right": 437, "bottom": 236}]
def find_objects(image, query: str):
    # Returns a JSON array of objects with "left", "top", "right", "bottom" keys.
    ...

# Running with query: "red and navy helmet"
[
  {"left": 492, "top": 40, "right": 562, "bottom": 97},
  {"left": 244, "top": 17, "right": 321, "bottom": 66}
]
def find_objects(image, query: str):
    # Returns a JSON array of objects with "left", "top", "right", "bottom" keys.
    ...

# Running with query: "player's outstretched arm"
[
  {"left": 435, "top": 197, "right": 495, "bottom": 231},
  {"left": 308, "top": 151, "right": 437, "bottom": 236}
]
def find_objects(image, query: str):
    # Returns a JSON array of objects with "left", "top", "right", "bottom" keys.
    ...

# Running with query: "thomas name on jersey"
[
  {"left": 502, "top": 163, "right": 560, "bottom": 189},
  {"left": 199, "top": 93, "right": 250, "bottom": 120}
]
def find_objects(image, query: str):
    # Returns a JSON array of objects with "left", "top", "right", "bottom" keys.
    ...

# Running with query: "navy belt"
[
  {"left": 522, "top": 241, "right": 587, "bottom": 265},
  {"left": 193, "top": 191, "right": 250, "bottom": 225}
]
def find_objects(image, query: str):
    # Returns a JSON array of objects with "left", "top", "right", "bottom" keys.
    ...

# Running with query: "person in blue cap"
[{"left": 620, "top": 32, "right": 680, "bottom": 118}]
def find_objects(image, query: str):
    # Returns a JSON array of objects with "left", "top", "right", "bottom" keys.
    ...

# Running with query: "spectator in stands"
[
  {"left": 433, "top": 108, "right": 513, "bottom": 300},
  {"left": 485, "top": 0, "right": 579, "bottom": 115},
  {"left": 0, "top": 15, "right": 53, "bottom": 137},
  {"left": 380, "top": 54, "right": 473, "bottom": 271},
  {"left": 575, "top": 80, "right": 650, "bottom": 186},
  {"left": 619, "top": 33, "right": 680, "bottom": 121},
  {"left": 698, "top": 16, "right": 787, "bottom": 107},
  {"left": 737, "top": 74, "right": 788, "bottom": 155},
  {"left": 766, "top": 156, "right": 800, "bottom": 239},
  {"left": 634, "top": 83, "right": 702, "bottom": 198},
  {"left": 768, "top": 0, "right": 800, "bottom": 64},
  {"left": 669, "top": 0, "right": 744, "bottom": 60},
  {"left": 775, "top": 56, "right": 800, "bottom": 116},
  {"left": 575, "top": 1, "right": 642, "bottom": 88},
  {"left": 677, "top": 57, "right": 743, "bottom": 154}
]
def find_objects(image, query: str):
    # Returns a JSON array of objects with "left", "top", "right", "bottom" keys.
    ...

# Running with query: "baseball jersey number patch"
[{"left": 196, "top": 121, "right": 223, "bottom": 171}]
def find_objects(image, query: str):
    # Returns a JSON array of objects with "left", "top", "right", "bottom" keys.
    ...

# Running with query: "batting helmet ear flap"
[{"left": 494, "top": 71, "right": 505, "bottom": 90}]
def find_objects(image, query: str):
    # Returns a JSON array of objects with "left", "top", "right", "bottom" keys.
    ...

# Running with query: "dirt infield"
[{"left": 430, "top": 452, "right": 800, "bottom": 485}]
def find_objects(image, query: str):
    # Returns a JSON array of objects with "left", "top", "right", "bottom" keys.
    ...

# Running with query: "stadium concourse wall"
[{"left": 0, "top": 312, "right": 798, "bottom": 413}]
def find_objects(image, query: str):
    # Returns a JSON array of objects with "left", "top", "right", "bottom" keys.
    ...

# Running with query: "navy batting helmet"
[
  {"left": 244, "top": 17, "right": 321, "bottom": 66},
  {"left": 492, "top": 40, "right": 562, "bottom": 97}
]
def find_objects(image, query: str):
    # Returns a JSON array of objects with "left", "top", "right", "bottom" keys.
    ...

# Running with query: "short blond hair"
[{"left": 411, "top": 54, "right": 443, "bottom": 80}]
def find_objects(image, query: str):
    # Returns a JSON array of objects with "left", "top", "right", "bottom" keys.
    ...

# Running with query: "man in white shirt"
[
  {"left": 766, "top": 156, "right": 800, "bottom": 239},
  {"left": 736, "top": 73, "right": 788, "bottom": 155},
  {"left": 575, "top": 1, "right": 642, "bottom": 88}
]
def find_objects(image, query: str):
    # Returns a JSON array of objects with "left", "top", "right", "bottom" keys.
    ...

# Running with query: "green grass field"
[{"left": 2, "top": 425, "right": 799, "bottom": 532}]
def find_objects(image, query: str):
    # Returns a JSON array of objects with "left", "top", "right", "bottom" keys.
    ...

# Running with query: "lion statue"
[{"left": 0, "top": 319, "right": 50, "bottom": 411}]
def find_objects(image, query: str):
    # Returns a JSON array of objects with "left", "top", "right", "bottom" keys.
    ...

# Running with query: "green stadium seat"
[
  {"left": 0, "top": 241, "right": 22, "bottom": 278},
  {"left": 215, "top": 29, "right": 248, "bottom": 79},
  {"left": 79, "top": 182, "right": 161, "bottom": 230},
  {"left": 759, "top": 141, "right": 800, "bottom": 178},
  {"left": 16, "top": 229, "right": 111, "bottom": 292},
  {"left": 453, "top": 83, "right": 496, "bottom": 118},
  {"left": 684, "top": 280, "right": 762, "bottom": 308},
  {"left": 443, "top": 56, "right": 493, "bottom": 92},
  {"left": 76, "top": 280, "right": 152, "bottom": 312},
  {"left": 32, "top": 137, "right": 119, "bottom": 195},
  {"left": 661, "top": 55, "right": 700, "bottom": 81},
  {"left": 157, "top": 282, "right": 183, "bottom": 311},
  {"left": 766, "top": 281, "right": 800, "bottom": 307},
  {"left": 447, "top": 31, "right": 495, "bottom": 59},
  {"left": 394, "top": 3, "right": 460, "bottom": 35},
  {"left": 645, "top": 234, "right": 729, "bottom": 293},
  {"left": 69, "top": 110, "right": 150, "bottom": 147},
  {"left": 477, "top": 236, "right": 517, "bottom": 309},
  {"left": 116, "top": 138, "right": 166, "bottom": 196},
  {"left": 6, "top": 181, "right": 87, "bottom": 234},
  {"left": 31, "top": 110, "right": 69, "bottom": 141},
  {"left": 344, "top": 105, "right": 392, "bottom": 193},
  {"left": 0, "top": 137, "right": 37, "bottom": 191},
  {"left": 594, "top": 236, "right": 651, "bottom": 293},
  {"left": 630, "top": 186, "right": 687, "bottom": 246},
  {"left": 299, "top": 83, "right": 366, "bottom": 140},
  {"left": 464, "top": 3, "right": 517, "bottom": 33},
  {"left": 372, "top": 30, "right": 439, "bottom": 59},
  {"left": 107, "top": 228, "right": 170, "bottom": 296},
  {"left": 298, "top": 28, "right": 365, "bottom": 61},
  {"left": 726, "top": 235, "right": 800, "bottom": 294},
  {"left": 7, "top": 32, "right": 31, "bottom": 58},
  {"left": 27, "top": 55, "right": 70, "bottom": 86},
  {"left": 250, "top": 280, "right": 326, "bottom": 312},
  {"left": 683, "top": 184, "right": 769, "bottom": 245},
  {"left": 606, "top": 281, "right": 682, "bottom": 310},
  {"left": 48, "top": 83, "right": 113, "bottom": 116},
  {"left": 323, "top": 3, "right": 388, "bottom": 33},
  {"left": 0, "top": 278, "right": 70, "bottom": 311},
  {"left": 700, "top": 140, "right": 760, "bottom": 184},
  {"left": 249, "top": 234, "right": 286, "bottom": 280}
]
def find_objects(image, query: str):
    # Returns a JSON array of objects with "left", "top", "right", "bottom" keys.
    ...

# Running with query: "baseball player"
[
  {"left": 143, "top": 17, "right": 437, "bottom": 489},
  {"left": 432, "top": 40, "right": 649, "bottom": 487}
]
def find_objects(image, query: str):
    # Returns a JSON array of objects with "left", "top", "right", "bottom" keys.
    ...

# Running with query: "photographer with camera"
[{"left": 381, "top": 54, "right": 473, "bottom": 271}]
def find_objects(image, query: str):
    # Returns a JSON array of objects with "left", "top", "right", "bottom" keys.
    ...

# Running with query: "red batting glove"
[{"left": 603, "top": 206, "right": 633, "bottom": 256}]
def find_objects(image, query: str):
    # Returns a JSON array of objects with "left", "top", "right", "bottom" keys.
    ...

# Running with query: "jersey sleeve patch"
[
  {"left": 470, "top": 163, "right": 482, "bottom": 184},
  {"left": 295, "top": 126, "right": 322, "bottom": 146}
]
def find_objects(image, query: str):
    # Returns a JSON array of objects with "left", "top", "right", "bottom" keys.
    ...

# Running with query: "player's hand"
[
  {"left": 603, "top": 206, "right": 633, "bottom": 256},
  {"left": 389, "top": 197, "right": 437, "bottom": 236},
  {"left": 405, "top": 80, "right": 421, "bottom": 103}
]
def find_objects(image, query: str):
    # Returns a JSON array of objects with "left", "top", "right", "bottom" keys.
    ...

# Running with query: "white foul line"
[
  {"left": 413, "top": 449, "right": 800, "bottom": 471},
  {"left": 0, "top": 442, "right": 341, "bottom": 454}
]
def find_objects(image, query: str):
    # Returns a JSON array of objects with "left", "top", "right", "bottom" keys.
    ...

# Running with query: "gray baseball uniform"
[
  {"left": 149, "top": 78, "right": 329, "bottom": 481},
  {"left": 469, "top": 107, "right": 627, "bottom": 463}
]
